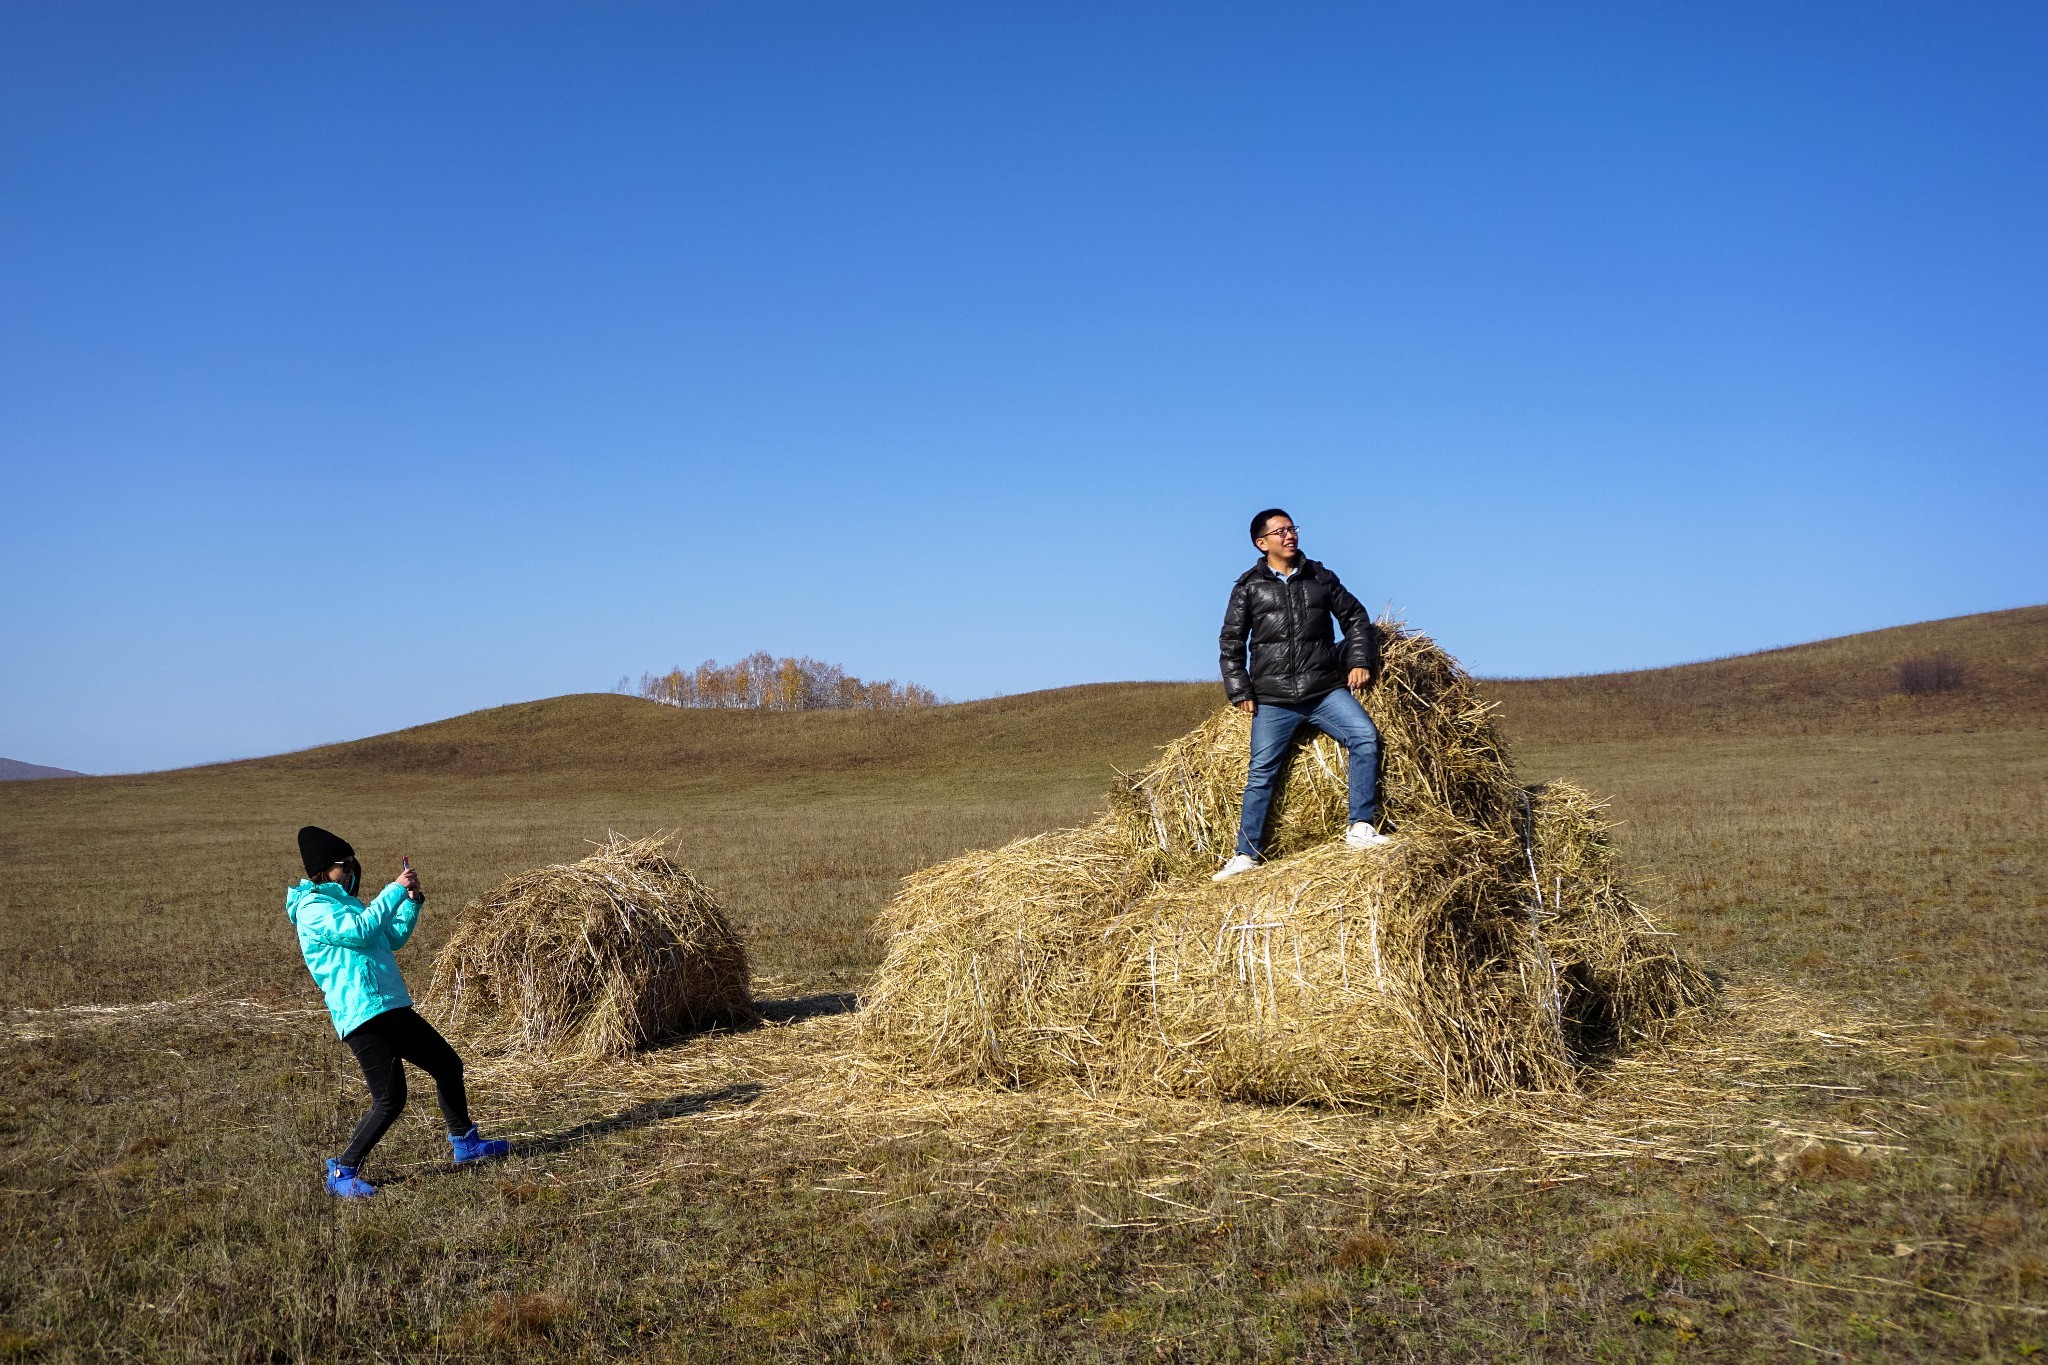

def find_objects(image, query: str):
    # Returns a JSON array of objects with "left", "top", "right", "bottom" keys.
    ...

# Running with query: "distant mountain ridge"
[
  {"left": 11, "top": 607, "right": 2039, "bottom": 785},
  {"left": 0, "top": 757, "right": 85, "bottom": 781}
]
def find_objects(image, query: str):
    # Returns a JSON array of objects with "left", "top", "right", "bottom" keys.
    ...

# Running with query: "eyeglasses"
[{"left": 1258, "top": 524, "right": 1300, "bottom": 540}]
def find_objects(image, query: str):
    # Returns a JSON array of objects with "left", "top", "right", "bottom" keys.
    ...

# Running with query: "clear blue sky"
[{"left": 3, "top": 2, "right": 2043, "bottom": 773}]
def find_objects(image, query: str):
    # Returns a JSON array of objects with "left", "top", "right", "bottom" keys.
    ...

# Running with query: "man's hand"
[
  {"left": 1347, "top": 667, "right": 1371, "bottom": 691},
  {"left": 1235, "top": 699, "right": 1256, "bottom": 715}
]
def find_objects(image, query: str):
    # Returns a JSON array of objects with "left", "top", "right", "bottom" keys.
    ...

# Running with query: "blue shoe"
[
  {"left": 449, "top": 1125, "right": 510, "bottom": 1165},
  {"left": 325, "top": 1158, "right": 376, "bottom": 1198}
]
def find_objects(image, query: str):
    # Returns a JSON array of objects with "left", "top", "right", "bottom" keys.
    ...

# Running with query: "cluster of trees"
[
  {"left": 1895, "top": 652, "right": 1968, "bottom": 695},
  {"left": 622, "top": 652, "right": 939, "bottom": 711}
]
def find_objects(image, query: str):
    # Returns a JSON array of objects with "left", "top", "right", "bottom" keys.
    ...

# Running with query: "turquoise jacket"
[{"left": 285, "top": 879, "right": 421, "bottom": 1038}]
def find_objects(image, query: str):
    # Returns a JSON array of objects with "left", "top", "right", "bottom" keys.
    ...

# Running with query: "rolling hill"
[
  {"left": 253, "top": 681, "right": 1220, "bottom": 786},
  {"left": 1487, "top": 603, "right": 2047, "bottom": 742},
  {"left": 233, "top": 603, "right": 2046, "bottom": 785}
]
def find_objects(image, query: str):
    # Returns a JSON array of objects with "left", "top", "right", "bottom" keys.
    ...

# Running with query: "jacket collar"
[
  {"left": 286, "top": 878, "right": 360, "bottom": 916},
  {"left": 1250, "top": 556, "right": 1318, "bottom": 580}
]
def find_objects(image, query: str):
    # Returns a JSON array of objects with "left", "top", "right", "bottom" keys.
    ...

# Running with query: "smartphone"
[{"left": 401, "top": 855, "right": 422, "bottom": 902}]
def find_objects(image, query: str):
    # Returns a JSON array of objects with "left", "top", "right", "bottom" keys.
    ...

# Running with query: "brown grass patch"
[
  {"left": 1786, "top": 1143, "right": 1877, "bottom": 1182},
  {"left": 1334, "top": 1229, "right": 1395, "bottom": 1270},
  {"left": 468, "top": 1291, "right": 577, "bottom": 1343}
]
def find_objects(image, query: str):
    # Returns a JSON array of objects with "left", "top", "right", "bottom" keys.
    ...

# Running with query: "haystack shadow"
[
  {"left": 632, "top": 990, "right": 858, "bottom": 1049},
  {"left": 753, "top": 991, "right": 860, "bottom": 1025},
  {"left": 515, "top": 1081, "right": 764, "bottom": 1156}
]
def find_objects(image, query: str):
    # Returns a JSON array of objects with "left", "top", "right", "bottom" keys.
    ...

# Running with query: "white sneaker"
[
  {"left": 1345, "top": 822, "right": 1391, "bottom": 849},
  {"left": 1212, "top": 854, "right": 1258, "bottom": 882}
]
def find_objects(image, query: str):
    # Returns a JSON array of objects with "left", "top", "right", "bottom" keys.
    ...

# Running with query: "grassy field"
[{"left": 1, "top": 609, "right": 2043, "bottom": 1360}]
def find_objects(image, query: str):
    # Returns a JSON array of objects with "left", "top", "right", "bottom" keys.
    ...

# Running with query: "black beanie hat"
[{"left": 298, "top": 826, "right": 355, "bottom": 879}]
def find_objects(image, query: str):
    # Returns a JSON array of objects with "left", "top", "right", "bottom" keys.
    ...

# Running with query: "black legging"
[{"left": 339, "top": 1006, "right": 472, "bottom": 1168}]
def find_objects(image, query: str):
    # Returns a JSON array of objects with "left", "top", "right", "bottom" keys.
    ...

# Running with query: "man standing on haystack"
[{"left": 1213, "top": 508, "right": 1389, "bottom": 882}]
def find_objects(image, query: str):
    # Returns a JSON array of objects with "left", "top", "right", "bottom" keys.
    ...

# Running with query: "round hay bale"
[
  {"left": 1108, "top": 621, "right": 1522, "bottom": 879},
  {"left": 428, "top": 834, "right": 755, "bottom": 1058}
]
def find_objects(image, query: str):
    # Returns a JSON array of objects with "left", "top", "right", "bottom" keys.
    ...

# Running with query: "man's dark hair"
[{"left": 1249, "top": 508, "right": 1292, "bottom": 543}]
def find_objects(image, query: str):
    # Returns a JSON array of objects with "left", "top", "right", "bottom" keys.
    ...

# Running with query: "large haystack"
[
  {"left": 859, "top": 620, "right": 1713, "bottom": 1107},
  {"left": 428, "top": 835, "right": 755, "bottom": 1058}
]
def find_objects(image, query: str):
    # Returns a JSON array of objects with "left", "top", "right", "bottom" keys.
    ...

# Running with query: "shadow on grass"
[
  {"left": 421, "top": 994, "right": 857, "bottom": 1173},
  {"left": 754, "top": 992, "right": 860, "bottom": 1025},
  {"left": 513, "top": 1082, "right": 765, "bottom": 1158}
]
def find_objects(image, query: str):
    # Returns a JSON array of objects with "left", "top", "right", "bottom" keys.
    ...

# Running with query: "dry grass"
[
  {"left": 0, "top": 609, "right": 2042, "bottom": 1360},
  {"left": 1515, "top": 727, "right": 2048, "bottom": 1035},
  {"left": 428, "top": 833, "right": 755, "bottom": 1059},
  {"left": 0, "top": 687, "right": 1219, "bottom": 1013},
  {"left": 0, "top": 973, "right": 1905, "bottom": 1223},
  {"left": 470, "top": 978, "right": 1916, "bottom": 1211}
]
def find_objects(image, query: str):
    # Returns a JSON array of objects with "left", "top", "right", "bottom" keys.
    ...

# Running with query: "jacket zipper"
[{"left": 1285, "top": 572, "right": 1301, "bottom": 691}]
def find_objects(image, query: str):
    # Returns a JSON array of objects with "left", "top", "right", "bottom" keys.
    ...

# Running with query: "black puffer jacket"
[{"left": 1219, "top": 557, "right": 1375, "bottom": 706}]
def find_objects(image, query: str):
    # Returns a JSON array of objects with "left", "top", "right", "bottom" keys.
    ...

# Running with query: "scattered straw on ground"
[
  {"left": 0, "top": 979, "right": 1970, "bottom": 1214},
  {"left": 1, "top": 994, "right": 324, "bottom": 1043},
  {"left": 427, "top": 834, "right": 755, "bottom": 1059},
  {"left": 465, "top": 975, "right": 1938, "bottom": 1212}
]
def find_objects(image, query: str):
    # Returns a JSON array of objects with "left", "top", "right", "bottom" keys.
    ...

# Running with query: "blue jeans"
[{"left": 1236, "top": 688, "right": 1380, "bottom": 858}]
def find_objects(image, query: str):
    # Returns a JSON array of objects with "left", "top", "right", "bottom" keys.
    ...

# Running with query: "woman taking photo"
[{"left": 286, "top": 825, "right": 510, "bottom": 1198}]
